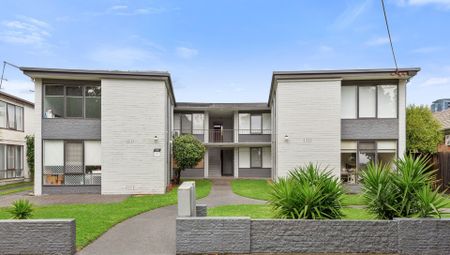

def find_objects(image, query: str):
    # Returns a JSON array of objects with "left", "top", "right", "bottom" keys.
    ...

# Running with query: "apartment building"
[
  {"left": 21, "top": 67, "right": 419, "bottom": 195},
  {"left": 0, "top": 91, "right": 35, "bottom": 185}
]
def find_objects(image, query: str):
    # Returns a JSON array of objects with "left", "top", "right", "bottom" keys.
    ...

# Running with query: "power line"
[{"left": 381, "top": 0, "right": 399, "bottom": 73}]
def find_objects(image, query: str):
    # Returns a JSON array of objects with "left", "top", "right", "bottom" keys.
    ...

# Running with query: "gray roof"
[
  {"left": 20, "top": 66, "right": 175, "bottom": 104},
  {"left": 0, "top": 90, "right": 34, "bottom": 107},
  {"left": 269, "top": 67, "right": 421, "bottom": 105},
  {"left": 433, "top": 109, "right": 450, "bottom": 131}
]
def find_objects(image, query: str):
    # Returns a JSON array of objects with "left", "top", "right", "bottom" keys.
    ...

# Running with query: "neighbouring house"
[
  {"left": 21, "top": 67, "right": 419, "bottom": 195},
  {"left": 0, "top": 90, "right": 35, "bottom": 185},
  {"left": 431, "top": 98, "right": 450, "bottom": 113},
  {"left": 433, "top": 108, "right": 450, "bottom": 149}
]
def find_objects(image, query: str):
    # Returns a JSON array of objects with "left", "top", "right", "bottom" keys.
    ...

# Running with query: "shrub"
[
  {"left": 361, "top": 154, "right": 446, "bottom": 219},
  {"left": 10, "top": 199, "right": 33, "bottom": 219},
  {"left": 172, "top": 134, "right": 206, "bottom": 184},
  {"left": 268, "top": 164, "right": 344, "bottom": 219},
  {"left": 25, "top": 135, "right": 35, "bottom": 179}
]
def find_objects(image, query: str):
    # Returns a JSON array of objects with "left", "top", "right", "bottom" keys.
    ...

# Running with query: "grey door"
[{"left": 221, "top": 149, "right": 234, "bottom": 176}]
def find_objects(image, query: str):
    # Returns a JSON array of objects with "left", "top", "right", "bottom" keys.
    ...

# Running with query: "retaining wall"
[
  {"left": 0, "top": 219, "right": 76, "bottom": 255},
  {"left": 176, "top": 217, "right": 450, "bottom": 255}
]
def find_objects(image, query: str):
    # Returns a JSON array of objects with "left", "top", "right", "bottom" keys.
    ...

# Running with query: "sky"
[{"left": 0, "top": 0, "right": 449, "bottom": 105}]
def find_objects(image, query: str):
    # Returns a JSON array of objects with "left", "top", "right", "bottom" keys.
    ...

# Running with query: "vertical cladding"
[
  {"left": 0, "top": 219, "right": 76, "bottom": 255},
  {"left": 35, "top": 79, "right": 43, "bottom": 195},
  {"left": 101, "top": 79, "right": 168, "bottom": 194},
  {"left": 275, "top": 79, "right": 341, "bottom": 178}
]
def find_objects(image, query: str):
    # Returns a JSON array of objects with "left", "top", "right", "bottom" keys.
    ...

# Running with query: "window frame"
[
  {"left": 341, "top": 81, "right": 399, "bottom": 120},
  {"left": 42, "top": 139, "right": 101, "bottom": 186},
  {"left": 0, "top": 144, "right": 24, "bottom": 179},
  {"left": 0, "top": 101, "right": 24, "bottom": 132},
  {"left": 239, "top": 112, "right": 268, "bottom": 134},
  {"left": 43, "top": 82, "right": 101, "bottom": 120},
  {"left": 250, "top": 147, "right": 263, "bottom": 168}
]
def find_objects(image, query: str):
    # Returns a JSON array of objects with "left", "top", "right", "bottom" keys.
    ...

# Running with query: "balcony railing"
[{"left": 173, "top": 129, "right": 271, "bottom": 143}]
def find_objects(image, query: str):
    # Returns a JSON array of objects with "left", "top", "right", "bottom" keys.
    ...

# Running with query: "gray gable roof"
[{"left": 433, "top": 109, "right": 450, "bottom": 131}]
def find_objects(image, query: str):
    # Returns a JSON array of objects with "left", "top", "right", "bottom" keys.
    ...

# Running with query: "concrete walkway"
[{"left": 78, "top": 179, "right": 264, "bottom": 255}]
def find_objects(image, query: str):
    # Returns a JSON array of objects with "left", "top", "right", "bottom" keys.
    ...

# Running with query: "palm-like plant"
[
  {"left": 268, "top": 164, "right": 344, "bottom": 219},
  {"left": 415, "top": 185, "right": 447, "bottom": 218},
  {"left": 10, "top": 199, "right": 33, "bottom": 219}
]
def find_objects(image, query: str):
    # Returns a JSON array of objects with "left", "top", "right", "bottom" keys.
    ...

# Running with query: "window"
[
  {"left": 44, "top": 84, "right": 101, "bottom": 119},
  {"left": 0, "top": 102, "right": 6, "bottom": 128},
  {"left": 250, "top": 115, "right": 262, "bottom": 134},
  {"left": 238, "top": 148, "right": 250, "bottom": 168},
  {"left": 7, "top": 104, "right": 15, "bottom": 129},
  {"left": 174, "top": 113, "right": 205, "bottom": 135},
  {"left": 341, "top": 140, "right": 397, "bottom": 184},
  {"left": 250, "top": 148, "right": 262, "bottom": 168},
  {"left": 239, "top": 113, "right": 271, "bottom": 134},
  {"left": 358, "top": 86, "right": 376, "bottom": 118},
  {"left": 0, "top": 144, "right": 23, "bottom": 179},
  {"left": 16, "top": 106, "right": 23, "bottom": 131},
  {"left": 181, "top": 114, "right": 192, "bottom": 134},
  {"left": 341, "top": 86, "right": 357, "bottom": 119},
  {"left": 43, "top": 140, "right": 101, "bottom": 186},
  {"left": 262, "top": 147, "right": 271, "bottom": 168},
  {"left": 44, "top": 85, "right": 64, "bottom": 118},
  {"left": 192, "top": 113, "right": 204, "bottom": 134},
  {"left": 377, "top": 85, "right": 397, "bottom": 118},
  {"left": 85, "top": 86, "right": 101, "bottom": 118}
]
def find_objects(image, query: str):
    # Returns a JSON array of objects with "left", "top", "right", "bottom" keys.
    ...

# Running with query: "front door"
[
  {"left": 212, "top": 123, "right": 223, "bottom": 142},
  {"left": 221, "top": 149, "right": 234, "bottom": 176}
]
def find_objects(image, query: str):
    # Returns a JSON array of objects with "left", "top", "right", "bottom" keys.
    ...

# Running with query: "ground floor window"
[
  {"left": 341, "top": 140, "right": 397, "bottom": 184},
  {"left": 43, "top": 140, "right": 101, "bottom": 186},
  {"left": 239, "top": 147, "right": 271, "bottom": 168},
  {"left": 0, "top": 144, "right": 23, "bottom": 179}
]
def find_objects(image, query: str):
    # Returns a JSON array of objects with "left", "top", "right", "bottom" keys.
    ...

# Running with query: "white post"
[{"left": 178, "top": 181, "right": 196, "bottom": 217}]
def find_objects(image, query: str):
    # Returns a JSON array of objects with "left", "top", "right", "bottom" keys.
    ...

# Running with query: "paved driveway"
[{"left": 78, "top": 179, "right": 264, "bottom": 255}]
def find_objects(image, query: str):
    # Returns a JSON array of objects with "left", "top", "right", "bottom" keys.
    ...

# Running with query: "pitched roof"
[
  {"left": 0, "top": 90, "right": 34, "bottom": 107},
  {"left": 433, "top": 109, "right": 450, "bottom": 131}
]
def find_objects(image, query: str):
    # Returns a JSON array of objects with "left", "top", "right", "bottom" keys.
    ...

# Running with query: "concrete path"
[{"left": 79, "top": 179, "right": 264, "bottom": 255}]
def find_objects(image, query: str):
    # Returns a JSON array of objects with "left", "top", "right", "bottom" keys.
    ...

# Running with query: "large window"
[
  {"left": 0, "top": 101, "right": 24, "bottom": 131},
  {"left": 43, "top": 140, "right": 101, "bottom": 185},
  {"left": 44, "top": 84, "right": 101, "bottom": 119},
  {"left": 341, "top": 140, "right": 397, "bottom": 184},
  {"left": 341, "top": 84, "right": 398, "bottom": 119},
  {"left": 0, "top": 144, "right": 23, "bottom": 179},
  {"left": 238, "top": 147, "right": 271, "bottom": 168},
  {"left": 239, "top": 113, "right": 271, "bottom": 134},
  {"left": 174, "top": 113, "right": 204, "bottom": 135}
]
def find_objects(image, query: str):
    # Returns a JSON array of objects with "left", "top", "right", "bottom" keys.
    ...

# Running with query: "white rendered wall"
[
  {"left": 101, "top": 79, "right": 168, "bottom": 194},
  {"left": 398, "top": 79, "right": 407, "bottom": 157},
  {"left": 275, "top": 79, "right": 341, "bottom": 178},
  {"left": 34, "top": 79, "right": 42, "bottom": 195}
]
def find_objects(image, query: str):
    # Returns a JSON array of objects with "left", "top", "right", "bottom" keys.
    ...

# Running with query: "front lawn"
[
  {"left": 0, "top": 182, "right": 33, "bottom": 196},
  {"left": 208, "top": 204, "right": 376, "bottom": 219},
  {"left": 0, "top": 179, "right": 211, "bottom": 249}
]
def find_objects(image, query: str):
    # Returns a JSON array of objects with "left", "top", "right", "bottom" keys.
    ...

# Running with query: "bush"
[
  {"left": 361, "top": 154, "right": 446, "bottom": 219},
  {"left": 25, "top": 135, "right": 35, "bottom": 179},
  {"left": 10, "top": 199, "right": 33, "bottom": 219},
  {"left": 268, "top": 164, "right": 344, "bottom": 219},
  {"left": 172, "top": 134, "right": 206, "bottom": 184}
]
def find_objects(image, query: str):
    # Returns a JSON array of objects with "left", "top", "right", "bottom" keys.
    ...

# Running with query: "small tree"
[
  {"left": 25, "top": 135, "right": 35, "bottom": 180},
  {"left": 172, "top": 135, "right": 206, "bottom": 184},
  {"left": 406, "top": 105, "right": 443, "bottom": 154}
]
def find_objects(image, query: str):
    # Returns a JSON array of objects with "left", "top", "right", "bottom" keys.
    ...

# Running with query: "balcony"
[{"left": 173, "top": 129, "right": 271, "bottom": 143}]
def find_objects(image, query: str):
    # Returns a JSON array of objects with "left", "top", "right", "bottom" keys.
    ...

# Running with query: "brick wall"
[{"left": 0, "top": 219, "right": 76, "bottom": 255}]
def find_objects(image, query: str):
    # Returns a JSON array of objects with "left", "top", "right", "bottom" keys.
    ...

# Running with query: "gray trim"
[
  {"left": 238, "top": 168, "right": 271, "bottom": 178},
  {"left": 341, "top": 119, "right": 398, "bottom": 139},
  {"left": 0, "top": 90, "right": 34, "bottom": 107},
  {"left": 238, "top": 134, "right": 271, "bottom": 143},
  {"left": 273, "top": 67, "right": 421, "bottom": 76},
  {"left": 42, "top": 185, "right": 101, "bottom": 194},
  {"left": 180, "top": 168, "right": 204, "bottom": 178},
  {"left": 42, "top": 119, "right": 101, "bottom": 139}
]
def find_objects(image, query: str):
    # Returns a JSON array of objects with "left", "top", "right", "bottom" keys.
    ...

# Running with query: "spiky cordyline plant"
[{"left": 268, "top": 163, "right": 344, "bottom": 220}]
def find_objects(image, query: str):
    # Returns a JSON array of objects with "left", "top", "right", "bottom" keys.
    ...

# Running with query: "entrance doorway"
[{"left": 221, "top": 149, "right": 234, "bottom": 176}]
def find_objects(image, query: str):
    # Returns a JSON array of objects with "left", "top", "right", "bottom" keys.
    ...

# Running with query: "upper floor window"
[
  {"left": 239, "top": 113, "right": 271, "bottom": 134},
  {"left": 341, "top": 84, "right": 397, "bottom": 119},
  {"left": 174, "top": 113, "right": 204, "bottom": 134},
  {"left": 0, "top": 101, "right": 24, "bottom": 131},
  {"left": 44, "top": 84, "right": 101, "bottom": 119}
]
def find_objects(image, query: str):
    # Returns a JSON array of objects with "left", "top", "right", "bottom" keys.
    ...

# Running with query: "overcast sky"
[{"left": 0, "top": 0, "right": 449, "bottom": 104}]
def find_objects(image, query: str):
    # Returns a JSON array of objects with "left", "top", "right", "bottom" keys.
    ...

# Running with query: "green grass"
[
  {"left": 0, "top": 179, "right": 211, "bottom": 250},
  {"left": 208, "top": 204, "right": 376, "bottom": 220},
  {"left": 0, "top": 182, "right": 33, "bottom": 196},
  {"left": 231, "top": 179, "right": 271, "bottom": 201},
  {"left": 342, "top": 194, "right": 365, "bottom": 206}
]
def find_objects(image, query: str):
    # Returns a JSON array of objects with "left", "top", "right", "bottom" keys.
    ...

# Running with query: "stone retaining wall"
[
  {"left": 0, "top": 219, "right": 76, "bottom": 255},
  {"left": 176, "top": 217, "right": 450, "bottom": 255}
]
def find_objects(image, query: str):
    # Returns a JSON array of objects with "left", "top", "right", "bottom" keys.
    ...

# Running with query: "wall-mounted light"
[
  {"left": 284, "top": 134, "right": 289, "bottom": 141},
  {"left": 154, "top": 136, "right": 159, "bottom": 143}
]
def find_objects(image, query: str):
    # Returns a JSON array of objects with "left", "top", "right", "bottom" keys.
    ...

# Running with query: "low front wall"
[
  {"left": 176, "top": 217, "right": 450, "bottom": 254},
  {"left": 43, "top": 185, "right": 101, "bottom": 194},
  {"left": 0, "top": 219, "right": 76, "bottom": 255}
]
